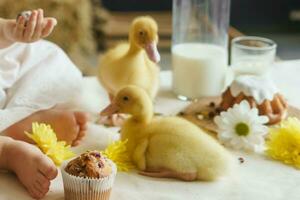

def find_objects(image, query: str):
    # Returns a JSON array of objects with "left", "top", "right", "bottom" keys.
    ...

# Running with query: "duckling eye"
[
  {"left": 123, "top": 96, "right": 129, "bottom": 101},
  {"left": 139, "top": 31, "right": 145, "bottom": 36}
]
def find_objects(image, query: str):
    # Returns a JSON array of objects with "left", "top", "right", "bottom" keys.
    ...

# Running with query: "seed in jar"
[{"left": 17, "top": 11, "right": 32, "bottom": 24}]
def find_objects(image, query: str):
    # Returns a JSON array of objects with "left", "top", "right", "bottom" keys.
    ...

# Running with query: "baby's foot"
[
  {"left": 3, "top": 138, "right": 57, "bottom": 199},
  {"left": 98, "top": 93, "right": 127, "bottom": 127},
  {"left": 98, "top": 114, "right": 127, "bottom": 127},
  {"left": 4, "top": 109, "right": 88, "bottom": 146}
]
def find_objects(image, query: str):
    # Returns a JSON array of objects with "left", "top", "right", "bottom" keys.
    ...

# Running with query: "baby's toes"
[
  {"left": 71, "top": 135, "right": 84, "bottom": 147},
  {"left": 37, "top": 156, "right": 57, "bottom": 180},
  {"left": 72, "top": 128, "right": 87, "bottom": 146},
  {"left": 77, "top": 129, "right": 87, "bottom": 140},
  {"left": 27, "top": 187, "right": 36, "bottom": 199},
  {"left": 74, "top": 111, "right": 88, "bottom": 127},
  {"left": 34, "top": 180, "right": 49, "bottom": 196},
  {"left": 36, "top": 172, "right": 50, "bottom": 190},
  {"left": 81, "top": 123, "right": 88, "bottom": 131},
  {"left": 113, "top": 114, "right": 126, "bottom": 126},
  {"left": 29, "top": 184, "right": 45, "bottom": 200},
  {"left": 72, "top": 140, "right": 81, "bottom": 147}
]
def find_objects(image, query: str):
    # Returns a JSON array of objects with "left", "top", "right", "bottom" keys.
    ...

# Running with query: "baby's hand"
[{"left": 4, "top": 9, "right": 57, "bottom": 43}]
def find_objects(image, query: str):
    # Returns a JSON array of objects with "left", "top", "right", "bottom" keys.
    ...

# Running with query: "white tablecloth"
[{"left": 1, "top": 60, "right": 300, "bottom": 200}]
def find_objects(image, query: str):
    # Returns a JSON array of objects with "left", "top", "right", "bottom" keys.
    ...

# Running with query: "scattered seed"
[
  {"left": 208, "top": 111, "right": 215, "bottom": 119},
  {"left": 178, "top": 112, "right": 185, "bottom": 116},
  {"left": 215, "top": 107, "right": 222, "bottom": 114},
  {"left": 209, "top": 102, "right": 215, "bottom": 107},
  {"left": 238, "top": 157, "right": 245, "bottom": 164},
  {"left": 197, "top": 114, "right": 204, "bottom": 120},
  {"left": 202, "top": 111, "right": 209, "bottom": 115}
]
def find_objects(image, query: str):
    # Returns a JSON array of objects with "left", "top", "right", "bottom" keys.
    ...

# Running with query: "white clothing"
[{"left": 0, "top": 40, "right": 82, "bottom": 132}]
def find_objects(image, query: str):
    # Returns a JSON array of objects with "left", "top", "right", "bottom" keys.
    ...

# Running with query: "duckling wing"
[
  {"left": 124, "top": 62, "right": 159, "bottom": 99},
  {"left": 145, "top": 129, "right": 200, "bottom": 172},
  {"left": 98, "top": 43, "right": 130, "bottom": 94},
  {"left": 145, "top": 117, "right": 230, "bottom": 175},
  {"left": 98, "top": 43, "right": 159, "bottom": 98},
  {"left": 143, "top": 56, "right": 160, "bottom": 99}
]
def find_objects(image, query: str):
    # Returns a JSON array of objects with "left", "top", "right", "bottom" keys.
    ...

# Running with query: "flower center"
[{"left": 235, "top": 122, "right": 250, "bottom": 136}]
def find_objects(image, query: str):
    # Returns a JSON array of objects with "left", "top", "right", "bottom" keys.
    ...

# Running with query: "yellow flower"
[
  {"left": 101, "top": 139, "right": 134, "bottom": 172},
  {"left": 46, "top": 141, "right": 75, "bottom": 166},
  {"left": 266, "top": 117, "right": 300, "bottom": 169},
  {"left": 25, "top": 122, "right": 75, "bottom": 166},
  {"left": 25, "top": 123, "right": 57, "bottom": 153}
]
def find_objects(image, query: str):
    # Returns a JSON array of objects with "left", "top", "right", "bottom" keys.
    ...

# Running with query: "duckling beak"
[
  {"left": 145, "top": 42, "right": 160, "bottom": 63},
  {"left": 100, "top": 103, "right": 120, "bottom": 116}
]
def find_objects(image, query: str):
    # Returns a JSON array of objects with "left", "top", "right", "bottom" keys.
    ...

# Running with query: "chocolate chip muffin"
[
  {"left": 65, "top": 151, "right": 112, "bottom": 178},
  {"left": 61, "top": 151, "right": 117, "bottom": 200}
]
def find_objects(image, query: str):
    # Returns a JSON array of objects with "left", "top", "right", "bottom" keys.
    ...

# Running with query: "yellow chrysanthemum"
[
  {"left": 46, "top": 141, "right": 75, "bottom": 166},
  {"left": 101, "top": 139, "right": 134, "bottom": 172},
  {"left": 266, "top": 117, "right": 300, "bottom": 169},
  {"left": 25, "top": 123, "right": 57, "bottom": 153},
  {"left": 25, "top": 122, "right": 75, "bottom": 166}
]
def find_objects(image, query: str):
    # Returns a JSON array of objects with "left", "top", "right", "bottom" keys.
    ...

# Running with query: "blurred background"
[{"left": 1, "top": 0, "right": 299, "bottom": 74}]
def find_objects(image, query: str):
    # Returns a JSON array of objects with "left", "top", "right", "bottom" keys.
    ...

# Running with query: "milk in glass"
[
  {"left": 172, "top": 43, "right": 227, "bottom": 99},
  {"left": 172, "top": 0, "right": 231, "bottom": 100}
]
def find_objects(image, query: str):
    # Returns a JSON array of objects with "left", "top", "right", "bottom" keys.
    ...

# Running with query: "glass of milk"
[
  {"left": 231, "top": 36, "right": 277, "bottom": 77},
  {"left": 172, "top": 0, "right": 230, "bottom": 100}
]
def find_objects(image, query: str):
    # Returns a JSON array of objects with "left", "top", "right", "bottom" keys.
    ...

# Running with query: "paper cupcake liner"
[{"left": 61, "top": 160, "right": 117, "bottom": 200}]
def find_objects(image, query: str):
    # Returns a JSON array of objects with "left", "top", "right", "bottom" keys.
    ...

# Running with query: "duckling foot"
[
  {"left": 98, "top": 114, "right": 127, "bottom": 127},
  {"left": 139, "top": 170, "right": 197, "bottom": 181}
]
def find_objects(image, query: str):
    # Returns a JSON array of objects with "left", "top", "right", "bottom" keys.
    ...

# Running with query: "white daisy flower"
[{"left": 214, "top": 100, "right": 269, "bottom": 153}]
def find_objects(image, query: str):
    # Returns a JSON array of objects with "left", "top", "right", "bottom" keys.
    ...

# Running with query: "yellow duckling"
[
  {"left": 101, "top": 86, "right": 234, "bottom": 181},
  {"left": 98, "top": 16, "right": 160, "bottom": 101}
]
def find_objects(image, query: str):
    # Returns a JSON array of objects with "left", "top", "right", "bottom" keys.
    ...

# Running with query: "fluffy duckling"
[
  {"left": 98, "top": 16, "right": 160, "bottom": 101},
  {"left": 101, "top": 86, "right": 234, "bottom": 181}
]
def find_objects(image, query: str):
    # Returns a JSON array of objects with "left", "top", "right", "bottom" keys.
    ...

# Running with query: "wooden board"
[
  {"left": 104, "top": 11, "right": 172, "bottom": 37},
  {"left": 103, "top": 11, "right": 171, "bottom": 51},
  {"left": 178, "top": 97, "right": 300, "bottom": 136},
  {"left": 103, "top": 11, "right": 245, "bottom": 51}
]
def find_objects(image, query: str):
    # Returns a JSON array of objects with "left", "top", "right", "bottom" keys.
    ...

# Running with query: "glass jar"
[
  {"left": 172, "top": 0, "right": 231, "bottom": 100},
  {"left": 231, "top": 36, "right": 277, "bottom": 77}
]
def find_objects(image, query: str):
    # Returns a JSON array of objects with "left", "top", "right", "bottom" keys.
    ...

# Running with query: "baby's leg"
[
  {"left": 0, "top": 136, "right": 57, "bottom": 199},
  {"left": 4, "top": 108, "right": 88, "bottom": 146}
]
